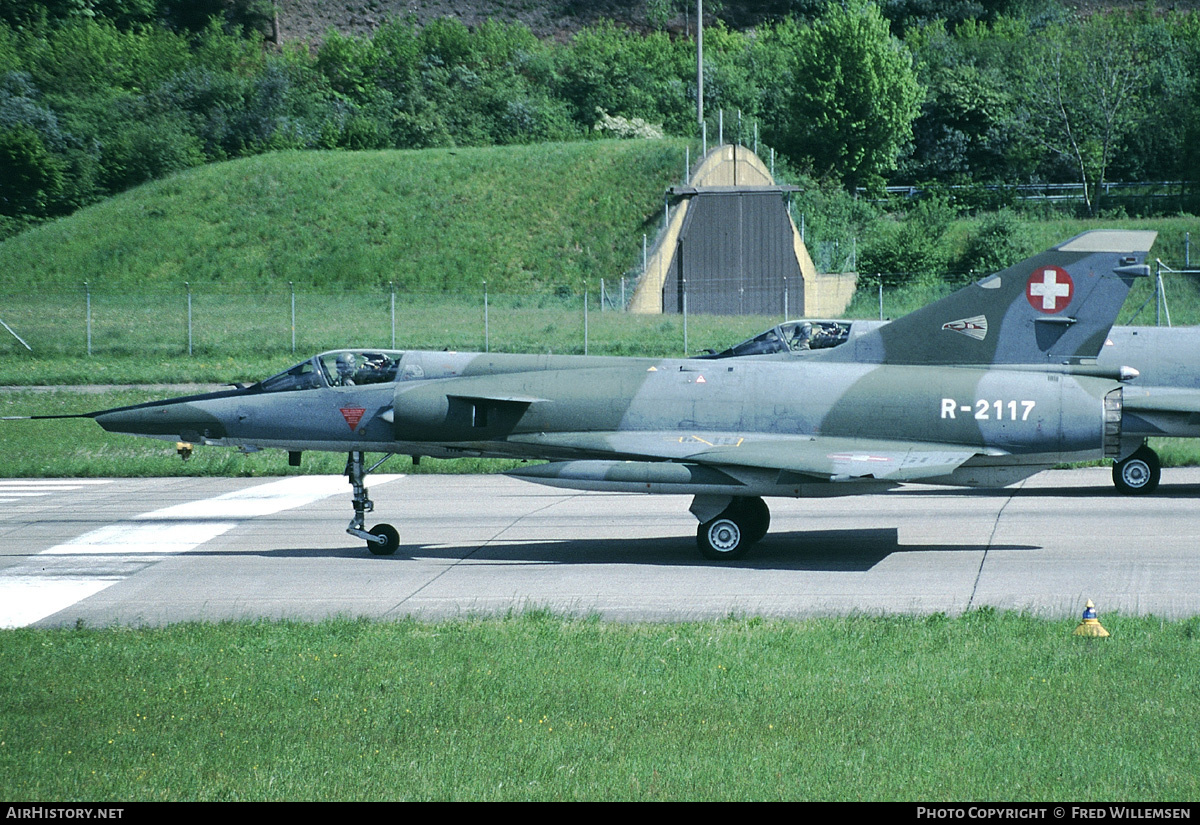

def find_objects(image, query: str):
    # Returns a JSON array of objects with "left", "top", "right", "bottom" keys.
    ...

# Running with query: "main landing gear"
[
  {"left": 1112, "top": 444, "right": 1161, "bottom": 495},
  {"left": 345, "top": 450, "right": 400, "bottom": 555},
  {"left": 694, "top": 496, "right": 771, "bottom": 561}
]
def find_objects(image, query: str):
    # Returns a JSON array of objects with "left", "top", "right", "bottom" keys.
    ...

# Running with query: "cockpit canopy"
[
  {"left": 699, "top": 320, "right": 852, "bottom": 359},
  {"left": 256, "top": 349, "right": 406, "bottom": 393}
]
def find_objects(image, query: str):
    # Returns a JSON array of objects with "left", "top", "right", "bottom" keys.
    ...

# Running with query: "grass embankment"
[
  {"left": 0, "top": 141, "right": 689, "bottom": 297},
  {"left": 2, "top": 613, "right": 1198, "bottom": 801},
  {"left": 0, "top": 138, "right": 698, "bottom": 371}
]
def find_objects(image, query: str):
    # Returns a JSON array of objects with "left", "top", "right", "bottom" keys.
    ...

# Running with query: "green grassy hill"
[{"left": 0, "top": 140, "right": 688, "bottom": 295}]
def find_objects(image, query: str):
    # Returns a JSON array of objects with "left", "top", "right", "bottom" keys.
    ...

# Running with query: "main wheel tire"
[
  {"left": 1113, "top": 446, "right": 1160, "bottom": 495},
  {"left": 732, "top": 497, "right": 770, "bottom": 544},
  {"left": 697, "top": 516, "right": 747, "bottom": 561},
  {"left": 367, "top": 523, "right": 400, "bottom": 556}
]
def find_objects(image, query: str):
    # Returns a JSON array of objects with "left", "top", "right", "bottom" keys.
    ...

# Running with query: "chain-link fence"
[{"left": 0, "top": 283, "right": 796, "bottom": 364}]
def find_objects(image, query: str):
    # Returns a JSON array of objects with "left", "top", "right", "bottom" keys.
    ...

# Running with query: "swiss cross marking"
[
  {"left": 340, "top": 407, "right": 366, "bottom": 431},
  {"left": 1026, "top": 266, "right": 1073, "bottom": 313}
]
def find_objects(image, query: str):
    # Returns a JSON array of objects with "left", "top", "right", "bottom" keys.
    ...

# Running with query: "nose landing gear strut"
[{"left": 344, "top": 450, "right": 400, "bottom": 555}]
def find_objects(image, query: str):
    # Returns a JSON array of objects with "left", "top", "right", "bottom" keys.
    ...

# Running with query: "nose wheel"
[
  {"left": 366, "top": 523, "right": 400, "bottom": 556},
  {"left": 345, "top": 451, "right": 400, "bottom": 555}
]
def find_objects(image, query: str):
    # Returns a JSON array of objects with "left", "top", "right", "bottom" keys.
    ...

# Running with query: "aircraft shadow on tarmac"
[{"left": 266, "top": 527, "right": 1039, "bottom": 571}]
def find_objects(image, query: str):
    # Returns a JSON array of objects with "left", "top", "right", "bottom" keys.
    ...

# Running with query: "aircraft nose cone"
[{"left": 93, "top": 401, "right": 227, "bottom": 442}]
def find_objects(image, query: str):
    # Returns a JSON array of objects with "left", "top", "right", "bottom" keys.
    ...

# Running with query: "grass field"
[{"left": 2, "top": 612, "right": 1197, "bottom": 801}]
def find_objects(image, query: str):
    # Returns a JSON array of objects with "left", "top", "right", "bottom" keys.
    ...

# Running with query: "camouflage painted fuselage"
[{"left": 93, "top": 347, "right": 1121, "bottom": 498}]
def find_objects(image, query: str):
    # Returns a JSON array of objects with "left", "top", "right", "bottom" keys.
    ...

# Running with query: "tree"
[
  {"left": 1016, "top": 13, "right": 1149, "bottom": 215},
  {"left": 770, "top": 0, "right": 923, "bottom": 193},
  {"left": 0, "top": 123, "right": 63, "bottom": 217},
  {"left": 900, "top": 19, "right": 1026, "bottom": 185}
]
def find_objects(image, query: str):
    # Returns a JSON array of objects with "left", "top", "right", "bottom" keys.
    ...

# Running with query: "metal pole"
[
  {"left": 289, "top": 281, "right": 295, "bottom": 354},
  {"left": 186, "top": 281, "right": 192, "bottom": 356},
  {"left": 878, "top": 279, "right": 884, "bottom": 321},
  {"left": 583, "top": 288, "right": 589, "bottom": 355},
  {"left": 643, "top": 234, "right": 648, "bottom": 276},
  {"left": 783, "top": 276, "right": 788, "bottom": 320},
  {"left": 483, "top": 281, "right": 489, "bottom": 353},
  {"left": 682, "top": 277, "right": 688, "bottom": 355},
  {"left": 390, "top": 282, "right": 396, "bottom": 348},
  {"left": 696, "top": 0, "right": 703, "bottom": 128},
  {"left": 85, "top": 281, "right": 91, "bottom": 356}
]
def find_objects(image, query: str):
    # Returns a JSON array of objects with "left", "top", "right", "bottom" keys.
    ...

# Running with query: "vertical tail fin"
[{"left": 823, "top": 229, "right": 1157, "bottom": 366}]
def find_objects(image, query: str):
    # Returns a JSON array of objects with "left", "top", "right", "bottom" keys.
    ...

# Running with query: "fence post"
[
  {"left": 682, "top": 277, "right": 689, "bottom": 356},
  {"left": 483, "top": 280, "right": 489, "bottom": 353},
  {"left": 390, "top": 282, "right": 396, "bottom": 349},
  {"left": 289, "top": 281, "right": 296, "bottom": 354},
  {"left": 85, "top": 281, "right": 91, "bottom": 356},
  {"left": 878, "top": 278, "right": 883, "bottom": 321},
  {"left": 583, "top": 287, "right": 589, "bottom": 355},
  {"left": 186, "top": 281, "right": 192, "bottom": 356}
]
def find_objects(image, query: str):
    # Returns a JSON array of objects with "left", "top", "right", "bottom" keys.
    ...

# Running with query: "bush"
[
  {"left": 859, "top": 196, "right": 956, "bottom": 285},
  {"left": 954, "top": 210, "right": 1031, "bottom": 275}
]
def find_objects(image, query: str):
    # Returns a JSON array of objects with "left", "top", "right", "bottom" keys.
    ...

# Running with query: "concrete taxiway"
[{"left": 2, "top": 469, "right": 1199, "bottom": 627}]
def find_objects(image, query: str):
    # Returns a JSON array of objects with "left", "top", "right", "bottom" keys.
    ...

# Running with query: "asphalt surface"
[{"left": 2, "top": 468, "right": 1199, "bottom": 627}]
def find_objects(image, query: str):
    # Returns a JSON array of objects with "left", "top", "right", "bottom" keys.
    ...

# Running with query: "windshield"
[{"left": 257, "top": 359, "right": 324, "bottom": 393}]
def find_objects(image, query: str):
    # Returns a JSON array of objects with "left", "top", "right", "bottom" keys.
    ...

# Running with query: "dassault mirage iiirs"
[{"left": 19, "top": 230, "right": 1156, "bottom": 560}]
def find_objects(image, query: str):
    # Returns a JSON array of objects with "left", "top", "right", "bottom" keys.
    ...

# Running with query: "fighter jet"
[{"left": 12, "top": 230, "right": 1156, "bottom": 560}]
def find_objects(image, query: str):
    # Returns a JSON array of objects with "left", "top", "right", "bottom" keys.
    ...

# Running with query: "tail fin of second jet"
[{"left": 821, "top": 229, "right": 1157, "bottom": 367}]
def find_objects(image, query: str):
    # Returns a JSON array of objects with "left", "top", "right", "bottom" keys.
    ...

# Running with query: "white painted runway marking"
[
  {"left": 0, "top": 480, "right": 113, "bottom": 487},
  {"left": 0, "top": 475, "right": 404, "bottom": 628},
  {"left": 0, "top": 479, "right": 114, "bottom": 504},
  {"left": 0, "top": 480, "right": 115, "bottom": 506}
]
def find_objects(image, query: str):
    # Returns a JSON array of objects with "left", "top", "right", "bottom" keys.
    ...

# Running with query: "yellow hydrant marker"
[{"left": 1073, "top": 599, "right": 1110, "bottom": 637}]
